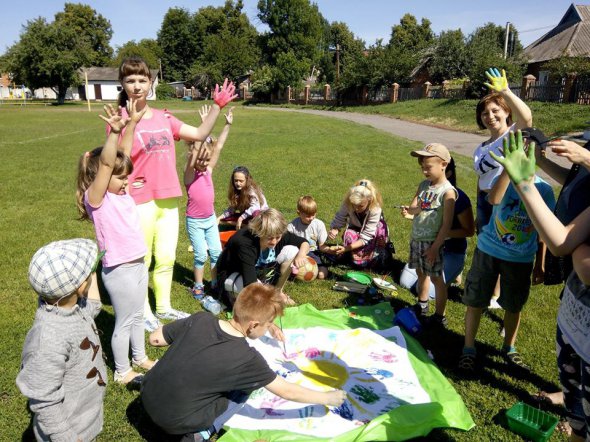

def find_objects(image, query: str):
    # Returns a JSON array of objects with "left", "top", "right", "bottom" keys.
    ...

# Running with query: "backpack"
[{"left": 343, "top": 215, "right": 395, "bottom": 268}]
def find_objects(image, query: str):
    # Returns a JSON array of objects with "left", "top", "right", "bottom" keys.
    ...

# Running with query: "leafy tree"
[
  {"left": 1, "top": 3, "right": 113, "bottom": 104},
  {"left": 429, "top": 29, "right": 468, "bottom": 83},
  {"left": 113, "top": 39, "right": 162, "bottom": 69},
  {"left": 543, "top": 56, "right": 590, "bottom": 80},
  {"left": 157, "top": 7, "right": 199, "bottom": 81},
  {"left": 323, "top": 22, "right": 366, "bottom": 87}
]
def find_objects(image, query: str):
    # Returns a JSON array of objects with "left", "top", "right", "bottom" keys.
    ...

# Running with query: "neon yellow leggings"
[{"left": 136, "top": 198, "right": 179, "bottom": 315}]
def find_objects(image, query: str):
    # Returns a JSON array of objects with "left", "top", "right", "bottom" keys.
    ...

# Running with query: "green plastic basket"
[{"left": 505, "top": 402, "right": 558, "bottom": 442}]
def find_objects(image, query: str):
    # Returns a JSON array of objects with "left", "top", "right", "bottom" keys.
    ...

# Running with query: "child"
[
  {"left": 115, "top": 56, "right": 237, "bottom": 331},
  {"left": 17, "top": 239, "right": 106, "bottom": 441},
  {"left": 141, "top": 282, "right": 346, "bottom": 440},
  {"left": 77, "top": 102, "right": 157, "bottom": 384},
  {"left": 492, "top": 130, "right": 590, "bottom": 441},
  {"left": 328, "top": 179, "right": 392, "bottom": 269},
  {"left": 458, "top": 131, "right": 555, "bottom": 373},
  {"left": 184, "top": 105, "right": 234, "bottom": 301},
  {"left": 401, "top": 143, "right": 457, "bottom": 327},
  {"left": 218, "top": 166, "right": 268, "bottom": 230},
  {"left": 287, "top": 195, "right": 331, "bottom": 279}
]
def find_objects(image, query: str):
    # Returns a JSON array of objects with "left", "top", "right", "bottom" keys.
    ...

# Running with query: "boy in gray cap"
[{"left": 17, "top": 238, "right": 107, "bottom": 442}]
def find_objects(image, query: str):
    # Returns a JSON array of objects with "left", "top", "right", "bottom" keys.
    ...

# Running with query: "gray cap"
[{"left": 28, "top": 239, "right": 98, "bottom": 300}]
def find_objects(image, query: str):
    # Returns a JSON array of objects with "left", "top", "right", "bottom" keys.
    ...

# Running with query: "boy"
[
  {"left": 17, "top": 239, "right": 107, "bottom": 442},
  {"left": 287, "top": 195, "right": 330, "bottom": 279},
  {"left": 402, "top": 143, "right": 457, "bottom": 327},
  {"left": 458, "top": 134, "right": 555, "bottom": 373},
  {"left": 141, "top": 283, "right": 346, "bottom": 441}
]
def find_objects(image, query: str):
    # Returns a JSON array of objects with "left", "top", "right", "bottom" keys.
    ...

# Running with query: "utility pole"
[
  {"left": 335, "top": 44, "right": 340, "bottom": 84},
  {"left": 159, "top": 59, "right": 163, "bottom": 81},
  {"left": 503, "top": 22, "right": 510, "bottom": 59}
]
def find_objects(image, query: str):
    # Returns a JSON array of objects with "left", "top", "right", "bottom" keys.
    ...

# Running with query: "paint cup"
[{"left": 394, "top": 307, "right": 422, "bottom": 336}]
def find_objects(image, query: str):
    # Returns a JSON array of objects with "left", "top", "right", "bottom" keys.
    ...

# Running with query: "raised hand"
[
  {"left": 489, "top": 130, "right": 536, "bottom": 184},
  {"left": 484, "top": 67, "right": 509, "bottom": 92},
  {"left": 198, "top": 104, "right": 211, "bottom": 123},
  {"left": 99, "top": 104, "right": 127, "bottom": 133},
  {"left": 126, "top": 97, "right": 147, "bottom": 124},
  {"left": 548, "top": 139, "right": 590, "bottom": 165},
  {"left": 224, "top": 106, "right": 235, "bottom": 125},
  {"left": 213, "top": 78, "right": 238, "bottom": 109}
]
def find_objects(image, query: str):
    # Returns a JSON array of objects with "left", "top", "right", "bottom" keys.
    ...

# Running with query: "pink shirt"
[
  {"left": 85, "top": 191, "right": 147, "bottom": 268},
  {"left": 115, "top": 108, "right": 184, "bottom": 205},
  {"left": 186, "top": 169, "right": 215, "bottom": 219}
]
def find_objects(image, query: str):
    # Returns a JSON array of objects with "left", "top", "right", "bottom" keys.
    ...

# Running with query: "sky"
[{"left": 0, "top": 0, "right": 581, "bottom": 54}]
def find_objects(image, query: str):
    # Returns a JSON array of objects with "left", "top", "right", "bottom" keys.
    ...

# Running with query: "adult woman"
[
  {"left": 216, "top": 208, "right": 310, "bottom": 307},
  {"left": 117, "top": 57, "right": 237, "bottom": 331}
]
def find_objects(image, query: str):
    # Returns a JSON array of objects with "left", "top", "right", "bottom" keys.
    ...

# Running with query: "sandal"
[
  {"left": 457, "top": 353, "right": 476, "bottom": 372},
  {"left": 132, "top": 357, "right": 158, "bottom": 371},
  {"left": 114, "top": 368, "right": 143, "bottom": 385},
  {"left": 504, "top": 351, "right": 530, "bottom": 371}
]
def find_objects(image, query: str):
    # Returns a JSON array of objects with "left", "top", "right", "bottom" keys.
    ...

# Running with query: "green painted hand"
[
  {"left": 489, "top": 130, "right": 536, "bottom": 184},
  {"left": 484, "top": 67, "right": 508, "bottom": 92}
]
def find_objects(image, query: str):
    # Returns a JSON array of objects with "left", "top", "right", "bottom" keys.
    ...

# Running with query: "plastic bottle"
[{"left": 202, "top": 295, "right": 222, "bottom": 315}]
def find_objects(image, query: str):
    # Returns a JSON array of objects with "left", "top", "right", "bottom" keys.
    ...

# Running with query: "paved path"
[{"left": 248, "top": 107, "right": 570, "bottom": 185}]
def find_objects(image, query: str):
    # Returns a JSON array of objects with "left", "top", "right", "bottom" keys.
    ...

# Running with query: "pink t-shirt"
[
  {"left": 84, "top": 191, "right": 147, "bottom": 268},
  {"left": 186, "top": 169, "right": 215, "bottom": 219},
  {"left": 115, "top": 108, "right": 184, "bottom": 205}
]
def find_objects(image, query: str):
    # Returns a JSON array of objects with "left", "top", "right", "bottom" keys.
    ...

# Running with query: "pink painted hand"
[{"left": 213, "top": 78, "right": 238, "bottom": 109}]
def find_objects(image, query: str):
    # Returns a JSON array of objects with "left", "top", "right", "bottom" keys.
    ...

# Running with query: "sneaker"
[
  {"left": 457, "top": 353, "right": 477, "bottom": 373},
  {"left": 413, "top": 302, "right": 429, "bottom": 319},
  {"left": 489, "top": 297, "right": 502, "bottom": 309},
  {"left": 114, "top": 368, "right": 143, "bottom": 385},
  {"left": 190, "top": 285, "right": 205, "bottom": 301},
  {"left": 504, "top": 351, "right": 530, "bottom": 371},
  {"left": 144, "top": 316, "right": 161, "bottom": 333},
  {"left": 156, "top": 308, "right": 191, "bottom": 321},
  {"left": 426, "top": 313, "right": 448, "bottom": 329}
]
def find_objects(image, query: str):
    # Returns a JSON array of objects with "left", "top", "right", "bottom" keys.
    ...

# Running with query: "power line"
[{"left": 518, "top": 24, "right": 555, "bottom": 33}]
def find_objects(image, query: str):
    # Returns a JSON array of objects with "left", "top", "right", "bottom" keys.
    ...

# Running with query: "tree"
[
  {"left": 322, "top": 22, "right": 366, "bottom": 87},
  {"left": 543, "top": 56, "right": 590, "bottom": 80},
  {"left": 1, "top": 3, "right": 113, "bottom": 104},
  {"left": 157, "top": 7, "right": 199, "bottom": 81},
  {"left": 429, "top": 29, "right": 468, "bottom": 83},
  {"left": 113, "top": 39, "right": 162, "bottom": 69}
]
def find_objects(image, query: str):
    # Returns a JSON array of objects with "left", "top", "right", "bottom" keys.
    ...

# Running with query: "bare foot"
[
  {"left": 281, "top": 292, "right": 296, "bottom": 306},
  {"left": 133, "top": 357, "right": 158, "bottom": 371},
  {"left": 532, "top": 390, "right": 564, "bottom": 406}
]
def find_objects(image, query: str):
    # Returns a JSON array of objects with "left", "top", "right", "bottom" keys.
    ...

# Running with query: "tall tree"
[
  {"left": 1, "top": 3, "right": 113, "bottom": 104},
  {"left": 157, "top": 7, "right": 199, "bottom": 81},
  {"left": 429, "top": 29, "right": 468, "bottom": 83},
  {"left": 113, "top": 39, "right": 162, "bottom": 69}
]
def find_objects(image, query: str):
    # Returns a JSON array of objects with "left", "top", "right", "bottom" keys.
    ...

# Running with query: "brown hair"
[
  {"left": 227, "top": 166, "right": 265, "bottom": 213},
  {"left": 117, "top": 57, "right": 152, "bottom": 108},
  {"left": 475, "top": 93, "right": 513, "bottom": 130},
  {"left": 233, "top": 282, "right": 284, "bottom": 324},
  {"left": 297, "top": 195, "right": 317, "bottom": 215},
  {"left": 76, "top": 147, "right": 133, "bottom": 220}
]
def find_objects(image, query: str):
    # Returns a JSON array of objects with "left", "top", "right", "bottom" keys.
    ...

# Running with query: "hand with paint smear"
[
  {"left": 484, "top": 67, "right": 509, "bottom": 92},
  {"left": 213, "top": 78, "right": 238, "bottom": 109},
  {"left": 268, "top": 323, "right": 285, "bottom": 342},
  {"left": 324, "top": 389, "right": 347, "bottom": 407},
  {"left": 490, "top": 130, "right": 536, "bottom": 185}
]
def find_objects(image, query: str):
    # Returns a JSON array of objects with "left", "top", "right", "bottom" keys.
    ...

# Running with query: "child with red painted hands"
[
  {"left": 401, "top": 143, "right": 457, "bottom": 328},
  {"left": 115, "top": 57, "right": 238, "bottom": 331},
  {"left": 491, "top": 131, "right": 590, "bottom": 441},
  {"left": 184, "top": 105, "right": 235, "bottom": 307},
  {"left": 77, "top": 102, "right": 157, "bottom": 385}
]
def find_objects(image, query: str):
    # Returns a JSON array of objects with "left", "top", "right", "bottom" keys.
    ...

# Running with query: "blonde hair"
[
  {"left": 248, "top": 208, "right": 288, "bottom": 238},
  {"left": 297, "top": 195, "right": 317, "bottom": 215},
  {"left": 233, "top": 282, "right": 284, "bottom": 324},
  {"left": 76, "top": 148, "right": 133, "bottom": 220},
  {"left": 344, "top": 179, "right": 382, "bottom": 211}
]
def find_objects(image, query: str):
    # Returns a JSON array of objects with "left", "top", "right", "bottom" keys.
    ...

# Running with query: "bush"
[{"left": 156, "top": 83, "right": 176, "bottom": 100}]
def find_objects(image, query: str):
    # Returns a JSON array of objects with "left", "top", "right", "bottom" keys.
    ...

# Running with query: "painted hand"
[
  {"left": 489, "top": 130, "right": 536, "bottom": 184},
  {"left": 213, "top": 78, "right": 238, "bottom": 109},
  {"left": 484, "top": 67, "right": 509, "bottom": 92},
  {"left": 198, "top": 104, "right": 211, "bottom": 123}
]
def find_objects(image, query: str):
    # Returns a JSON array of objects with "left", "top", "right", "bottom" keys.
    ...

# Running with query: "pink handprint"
[
  {"left": 213, "top": 78, "right": 238, "bottom": 109},
  {"left": 369, "top": 350, "right": 398, "bottom": 363},
  {"left": 304, "top": 347, "right": 321, "bottom": 358}
]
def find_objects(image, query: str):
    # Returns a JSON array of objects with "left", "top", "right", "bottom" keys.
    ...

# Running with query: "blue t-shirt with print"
[{"left": 477, "top": 176, "right": 555, "bottom": 263}]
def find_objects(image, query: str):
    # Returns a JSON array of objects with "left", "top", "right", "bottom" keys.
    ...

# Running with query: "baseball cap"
[
  {"left": 410, "top": 143, "right": 451, "bottom": 162},
  {"left": 28, "top": 239, "right": 98, "bottom": 300}
]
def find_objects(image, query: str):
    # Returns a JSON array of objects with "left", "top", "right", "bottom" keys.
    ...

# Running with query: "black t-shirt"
[
  {"left": 141, "top": 312, "right": 277, "bottom": 435},
  {"left": 444, "top": 187, "right": 472, "bottom": 254}
]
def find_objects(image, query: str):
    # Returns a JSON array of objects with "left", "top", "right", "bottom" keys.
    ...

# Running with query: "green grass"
[{"left": 0, "top": 102, "right": 567, "bottom": 441}]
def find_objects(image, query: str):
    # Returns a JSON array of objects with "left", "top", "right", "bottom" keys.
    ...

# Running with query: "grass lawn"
[{"left": 0, "top": 102, "right": 567, "bottom": 441}]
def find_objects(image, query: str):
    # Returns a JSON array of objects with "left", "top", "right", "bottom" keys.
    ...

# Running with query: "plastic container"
[
  {"left": 393, "top": 307, "right": 422, "bottom": 335},
  {"left": 505, "top": 402, "right": 558, "bottom": 442},
  {"left": 219, "top": 230, "right": 237, "bottom": 248},
  {"left": 202, "top": 296, "right": 222, "bottom": 315}
]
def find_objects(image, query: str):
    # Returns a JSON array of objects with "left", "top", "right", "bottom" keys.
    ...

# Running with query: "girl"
[
  {"left": 76, "top": 102, "right": 156, "bottom": 384},
  {"left": 218, "top": 166, "right": 268, "bottom": 230},
  {"left": 400, "top": 157, "right": 475, "bottom": 297},
  {"left": 184, "top": 106, "right": 234, "bottom": 302},
  {"left": 216, "top": 208, "right": 310, "bottom": 307},
  {"left": 328, "top": 179, "right": 391, "bottom": 269},
  {"left": 115, "top": 57, "right": 237, "bottom": 331}
]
